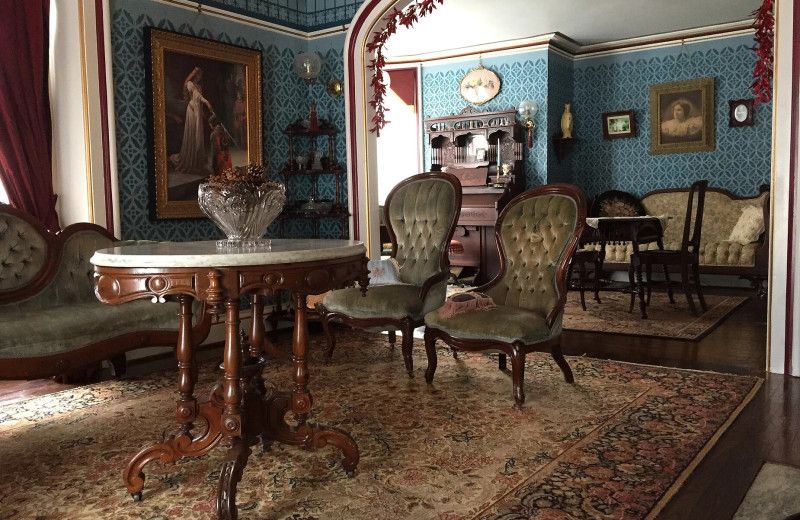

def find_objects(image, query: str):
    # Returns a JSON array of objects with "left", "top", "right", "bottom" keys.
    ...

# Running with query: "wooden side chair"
[
  {"left": 423, "top": 184, "right": 586, "bottom": 407},
  {"left": 567, "top": 231, "right": 602, "bottom": 311},
  {"left": 316, "top": 172, "right": 462, "bottom": 376},
  {"left": 630, "top": 179, "right": 709, "bottom": 316},
  {"left": 568, "top": 190, "right": 646, "bottom": 310}
]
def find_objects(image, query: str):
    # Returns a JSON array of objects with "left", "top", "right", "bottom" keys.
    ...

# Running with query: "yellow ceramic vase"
[{"left": 561, "top": 104, "right": 573, "bottom": 139}]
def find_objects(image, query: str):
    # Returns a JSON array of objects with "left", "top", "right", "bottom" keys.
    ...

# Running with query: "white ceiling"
[{"left": 383, "top": 0, "right": 758, "bottom": 58}]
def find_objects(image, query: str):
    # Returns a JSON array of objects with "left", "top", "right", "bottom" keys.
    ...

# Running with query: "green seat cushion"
[
  {"left": 323, "top": 282, "right": 445, "bottom": 321},
  {"left": 424, "top": 305, "right": 553, "bottom": 344},
  {"left": 0, "top": 300, "right": 182, "bottom": 359}
]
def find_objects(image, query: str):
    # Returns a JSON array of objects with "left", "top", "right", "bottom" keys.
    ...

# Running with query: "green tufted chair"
[
  {"left": 316, "top": 172, "right": 462, "bottom": 376},
  {"left": 423, "top": 184, "right": 586, "bottom": 407}
]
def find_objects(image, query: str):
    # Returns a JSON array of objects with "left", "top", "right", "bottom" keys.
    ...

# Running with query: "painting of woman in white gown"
[
  {"left": 162, "top": 55, "right": 247, "bottom": 201},
  {"left": 649, "top": 77, "right": 714, "bottom": 155},
  {"left": 147, "top": 29, "right": 262, "bottom": 219},
  {"left": 169, "top": 67, "right": 213, "bottom": 178}
]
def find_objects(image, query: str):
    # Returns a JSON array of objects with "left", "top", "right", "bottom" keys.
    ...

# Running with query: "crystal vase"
[{"left": 198, "top": 181, "right": 286, "bottom": 249}]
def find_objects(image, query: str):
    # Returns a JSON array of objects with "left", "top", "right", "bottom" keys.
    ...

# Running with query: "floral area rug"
[
  {"left": 563, "top": 291, "right": 748, "bottom": 340},
  {"left": 0, "top": 329, "right": 760, "bottom": 519}
]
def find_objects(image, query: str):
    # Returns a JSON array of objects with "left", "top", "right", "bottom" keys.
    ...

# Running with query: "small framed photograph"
[
  {"left": 649, "top": 77, "right": 715, "bottom": 155},
  {"left": 729, "top": 99, "right": 755, "bottom": 127},
  {"left": 601, "top": 110, "right": 636, "bottom": 139}
]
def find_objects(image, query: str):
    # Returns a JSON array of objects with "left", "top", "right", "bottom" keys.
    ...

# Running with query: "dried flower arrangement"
[{"left": 207, "top": 164, "right": 269, "bottom": 185}]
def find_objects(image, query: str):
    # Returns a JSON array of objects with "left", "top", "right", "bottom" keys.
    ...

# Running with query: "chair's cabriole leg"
[
  {"left": 315, "top": 303, "right": 337, "bottom": 361},
  {"left": 663, "top": 264, "right": 675, "bottom": 303},
  {"left": 423, "top": 329, "right": 438, "bottom": 383},
  {"left": 628, "top": 261, "right": 637, "bottom": 313},
  {"left": 551, "top": 342, "right": 574, "bottom": 383},
  {"left": 510, "top": 344, "right": 526, "bottom": 408},
  {"left": 680, "top": 263, "right": 698, "bottom": 316},
  {"left": 693, "top": 263, "right": 707, "bottom": 311},
  {"left": 593, "top": 255, "right": 602, "bottom": 303},
  {"left": 580, "top": 261, "right": 589, "bottom": 310},
  {"left": 401, "top": 319, "right": 414, "bottom": 377}
]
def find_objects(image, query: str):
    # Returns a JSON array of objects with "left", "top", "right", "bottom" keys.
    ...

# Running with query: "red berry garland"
[
  {"left": 367, "top": 0, "right": 444, "bottom": 134},
  {"left": 751, "top": 0, "right": 774, "bottom": 105}
]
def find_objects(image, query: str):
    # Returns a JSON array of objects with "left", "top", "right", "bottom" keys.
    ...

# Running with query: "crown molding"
[
  {"left": 574, "top": 20, "right": 755, "bottom": 58},
  {"left": 384, "top": 20, "right": 755, "bottom": 66}
]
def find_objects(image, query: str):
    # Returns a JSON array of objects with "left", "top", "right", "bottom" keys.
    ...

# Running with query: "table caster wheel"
[{"left": 131, "top": 491, "right": 142, "bottom": 502}]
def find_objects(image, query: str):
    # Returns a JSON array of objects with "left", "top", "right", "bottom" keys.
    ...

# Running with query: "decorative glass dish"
[{"left": 198, "top": 168, "right": 286, "bottom": 250}]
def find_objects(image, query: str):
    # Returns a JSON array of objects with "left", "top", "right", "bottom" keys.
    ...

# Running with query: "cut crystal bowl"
[{"left": 198, "top": 180, "right": 286, "bottom": 249}]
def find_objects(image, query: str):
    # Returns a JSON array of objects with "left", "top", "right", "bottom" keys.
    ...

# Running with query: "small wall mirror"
[{"left": 466, "top": 134, "right": 489, "bottom": 163}]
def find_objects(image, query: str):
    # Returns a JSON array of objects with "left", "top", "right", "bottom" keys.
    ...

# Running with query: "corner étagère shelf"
[{"left": 277, "top": 118, "right": 349, "bottom": 239}]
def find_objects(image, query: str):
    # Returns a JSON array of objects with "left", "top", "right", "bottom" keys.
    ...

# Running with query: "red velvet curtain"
[{"left": 0, "top": 0, "right": 59, "bottom": 231}]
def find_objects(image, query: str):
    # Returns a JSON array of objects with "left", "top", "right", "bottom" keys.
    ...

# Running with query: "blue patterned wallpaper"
[
  {"left": 572, "top": 34, "right": 771, "bottom": 199},
  {"left": 421, "top": 51, "right": 550, "bottom": 190},
  {"left": 201, "top": 0, "right": 361, "bottom": 31},
  {"left": 111, "top": 1, "right": 769, "bottom": 241},
  {"left": 111, "top": 0, "right": 347, "bottom": 241},
  {"left": 419, "top": 35, "right": 770, "bottom": 198}
]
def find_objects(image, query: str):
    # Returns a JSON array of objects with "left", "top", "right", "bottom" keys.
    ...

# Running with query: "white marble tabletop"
[
  {"left": 91, "top": 239, "right": 366, "bottom": 268},
  {"left": 585, "top": 215, "right": 669, "bottom": 230}
]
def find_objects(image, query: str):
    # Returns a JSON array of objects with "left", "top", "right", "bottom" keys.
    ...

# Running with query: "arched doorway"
[{"left": 343, "top": 0, "right": 798, "bottom": 376}]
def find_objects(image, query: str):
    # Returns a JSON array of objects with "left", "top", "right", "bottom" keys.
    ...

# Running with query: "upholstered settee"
[
  {"left": 585, "top": 185, "right": 770, "bottom": 291},
  {"left": 0, "top": 204, "right": 212, "bottom": 380}
]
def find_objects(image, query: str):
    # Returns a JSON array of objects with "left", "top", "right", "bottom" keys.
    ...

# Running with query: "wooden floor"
[{"left": 0, "top": 287, "right": 794, "bottom": 519}]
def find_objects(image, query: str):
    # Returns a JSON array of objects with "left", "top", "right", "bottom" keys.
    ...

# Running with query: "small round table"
[{"left": 91, "top": 239, "right": 368, "bottom": 520}]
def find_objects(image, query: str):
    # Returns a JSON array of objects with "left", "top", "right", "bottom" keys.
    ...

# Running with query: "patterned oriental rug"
[
  {"left": 562, "top": 292, "right": 748, "bottom": 341},
  {"left": 0, "top": 330, "right": 760, "bottom": 520}
]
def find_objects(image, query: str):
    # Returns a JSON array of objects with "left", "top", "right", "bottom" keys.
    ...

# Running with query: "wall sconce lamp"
[
  {"left": 293, "top": 51, "right": 343, "bottom": 98},
  {"left": 517, "top": 100, "right": 539, "bottom": 148}
]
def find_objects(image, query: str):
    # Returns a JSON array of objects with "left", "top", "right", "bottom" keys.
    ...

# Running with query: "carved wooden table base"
[{"left": 92, "top": 242, "right": 368, "bottom": 520}]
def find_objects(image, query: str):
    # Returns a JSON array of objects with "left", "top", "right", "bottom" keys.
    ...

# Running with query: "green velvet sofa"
[
  {"left": 583, "top": 185, "right": 770, "bottom": 293},
  {"left": 0, "top": 203, "right": 211, "bottom": 380}
]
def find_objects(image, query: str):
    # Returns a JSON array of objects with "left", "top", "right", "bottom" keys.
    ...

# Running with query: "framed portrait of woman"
[
  {"left": 649, "top": 77, "right": 715, "bottom": 155},
  {"left": 145, "top": 28, "right": 262, "bottom": 219}
]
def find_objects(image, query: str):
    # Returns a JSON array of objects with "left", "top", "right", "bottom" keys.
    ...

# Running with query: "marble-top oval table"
[{"left": 91, "top": 239, "right": 368, "bottom": 520}]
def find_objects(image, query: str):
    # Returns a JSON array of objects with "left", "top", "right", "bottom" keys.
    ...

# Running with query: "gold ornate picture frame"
[
  {"left": 649, "top": 77, "right": 715, "bottom": 155},
  {"left": 459, "top": 65, "right": 501, "bottom": 106},
  {"left": 145, "top": 28, "right": 263, "bottom": 219}
]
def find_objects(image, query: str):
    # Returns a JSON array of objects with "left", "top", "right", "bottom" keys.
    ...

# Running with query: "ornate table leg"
[
  {"left": 258, "top": 292, "right": 360, "bottom": 476},
  {"left": 217, "top": 438, "right": 252, "bottom": 520},
  {"left": 249, "top": 294, "right": 265, "bottom": 359},
  {"left": 251, "top": 293, "right": 289, "bottom": 361},
  {"left": 291, "top": 293, "right": 312, "bottom": 426},
  {"left": 123, "top": 295, "right": 225, "bottom": 500},
  {"left": 214, "top": 298, "right": 249, "bottom": 519}
]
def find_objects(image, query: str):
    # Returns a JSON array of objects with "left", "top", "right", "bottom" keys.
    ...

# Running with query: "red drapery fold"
[{"left": 0, "top": 0, "right": 59, "bottom": 231}]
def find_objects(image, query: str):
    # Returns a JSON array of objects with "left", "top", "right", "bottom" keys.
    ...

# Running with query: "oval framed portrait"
[
  {"left": 728, "top": 98, "right": 754, "bottom": 127},
  {"left": 459, "top": 66, "right": 501, "bottom": 106}
]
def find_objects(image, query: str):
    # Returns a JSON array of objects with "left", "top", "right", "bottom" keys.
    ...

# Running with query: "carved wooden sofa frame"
[
  {"left": 586, "top": 185, "right": 770, "bottom": 294},
  {"left": 0, "top": 203, "right": 212, "bottom": 380}
]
